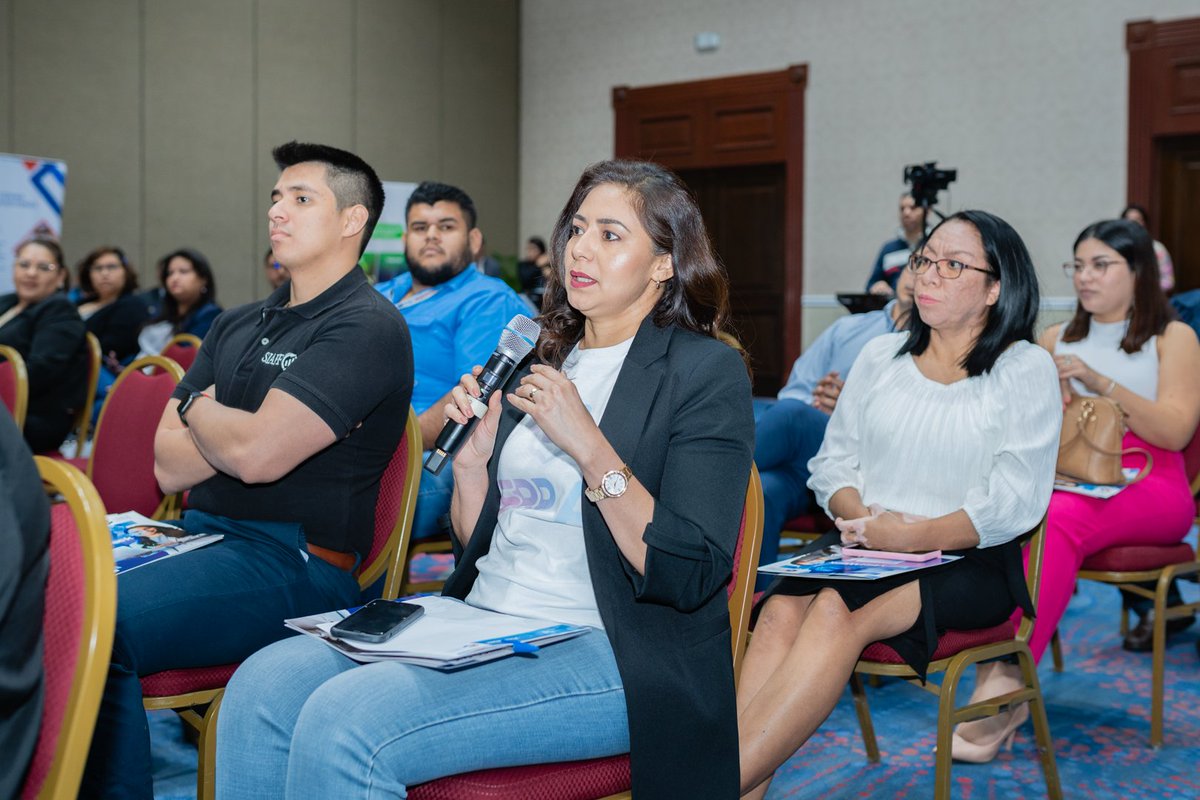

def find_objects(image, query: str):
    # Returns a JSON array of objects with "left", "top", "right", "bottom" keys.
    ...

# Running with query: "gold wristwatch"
[{"left": 585, "top": 465, "right": 632, "bottom": 503}]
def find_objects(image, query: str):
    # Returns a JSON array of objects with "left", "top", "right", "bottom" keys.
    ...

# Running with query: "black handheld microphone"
[{"left": 423, "top": 314, "right": 542, "bottom": 475}]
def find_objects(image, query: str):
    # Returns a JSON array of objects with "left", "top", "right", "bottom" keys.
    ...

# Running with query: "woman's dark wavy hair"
[
  {"left": 1062, "top": 219, "right": 1168, "bottom": 353},
  {"left": 537, "top": 159, "right": 733, "bottom": 367},
  {"left": 76, "top": 245, "right": 138, "bottom": 298},
  {"left": 155, "top": 248, "right": 216, "bottom": 327},
  {"left": 898, "top": 210, "right": 1039, "bottom": 376}
]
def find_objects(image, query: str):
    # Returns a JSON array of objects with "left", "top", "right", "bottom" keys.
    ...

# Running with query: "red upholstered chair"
[
  {"left": 1062, "top": 425, "right": 1200, "bottom": 747},
  {"left": 140, "top": 407, "right": 423, "bottom": 800},
  {"left": 406, "top": 464, "right": 765, "bottom": 800},
  {"left": 0, "top": 343, "right": 29, "bottom": 430},
  {"left": 160, "top": 333, "right": 203, "bottom": 372},
  {"left": 62, "top": 355, "right": 184, "bottom": 519},
  {"left": 21, "top": 457, "right": 116, "bottom": 800},
  {"left": 847, "top": 517, "right": 1062, "bottom": 800}
]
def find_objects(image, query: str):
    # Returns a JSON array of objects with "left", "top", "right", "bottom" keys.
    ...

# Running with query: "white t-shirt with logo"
[{"left": 466, "top": 337, "right": 634, "bottom": 629}]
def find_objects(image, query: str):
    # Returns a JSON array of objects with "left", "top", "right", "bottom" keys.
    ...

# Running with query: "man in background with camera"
[{"left": 865, "top": 192, "right": 926, "bottom": 296}]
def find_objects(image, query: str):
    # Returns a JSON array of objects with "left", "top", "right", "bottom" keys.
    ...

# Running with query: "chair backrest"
[
  {"left": 69, "top": 333, "right": 103, "bottom": 459},
  {"left": 22, "top": 457, "right": 115, "bottom": 800},
  {"left": 1181, "top": 423, "right": 1200, "bottom": 497},
  {"left": 160, "top": 333, "right": 203, "bottom": 372},
  {"left": 0, "top": 343, "right": 29, "bottom": 430},
  {"left": 88, "top": 356, "right": 185, "bottom": 517},
  {"left": 356, "top": 407, "right": 422, "bottom": 599},
  {"left": 1015, "top": 515, "right": 1049, "bottom": 644},
  {"left": 727, "top": 464, "right": 764, "bottom": 685}
]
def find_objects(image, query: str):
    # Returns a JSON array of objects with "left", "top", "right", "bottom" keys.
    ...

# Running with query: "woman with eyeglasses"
[
  {"left": 737, "top": 211, "right": 1061, "bottom": 795},
  {"left": 0, "top": 237, "right": 88, "bottom": 452},
  {"left": 952, "top": 218, "right": 1200, "bottom": 762},
  {"left": 75, "top": 246, "right": 150, "bottom": 372}
]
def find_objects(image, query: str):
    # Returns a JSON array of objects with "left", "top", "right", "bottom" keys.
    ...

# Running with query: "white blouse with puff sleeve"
[{"left": 807, "top": 332, "right": 1062, "bottom": 548}]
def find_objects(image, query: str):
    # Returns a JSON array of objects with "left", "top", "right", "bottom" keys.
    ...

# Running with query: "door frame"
[
  {"left": 613, "top": 65, "right": 807, "bottom": 371},
  {"left": 1126, "top": 17, "right": 1200, "bottom": 227}
]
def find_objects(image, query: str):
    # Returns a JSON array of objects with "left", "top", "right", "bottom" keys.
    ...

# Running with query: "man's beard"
[{"left": 407, "top": 247, "right": 471, "bottom": 287}]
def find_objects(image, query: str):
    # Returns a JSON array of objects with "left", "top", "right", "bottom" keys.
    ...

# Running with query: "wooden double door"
[
  {"left": 613, "top": 66, "right": 806, "bottom": 396},
  {"left": 1128, "top": 18, "right": 1200, "bottom": 292}
]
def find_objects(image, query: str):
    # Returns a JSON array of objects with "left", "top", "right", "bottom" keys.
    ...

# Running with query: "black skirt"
[{"left": 759, "top": 532, "right": 1034, "bottom": 680}]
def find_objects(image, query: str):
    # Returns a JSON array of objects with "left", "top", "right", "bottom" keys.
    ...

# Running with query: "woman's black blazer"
[
  {"left": 0, "top": 293, "right": 88, "bottom": 449},
  {"left": 443, "top": 315, "right": 754, "bottom": 799}
]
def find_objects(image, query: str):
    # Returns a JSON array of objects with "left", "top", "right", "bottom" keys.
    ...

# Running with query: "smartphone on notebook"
[
  {"left": 331, "top": 600, "right": 425, "bottom": 644},
  {"left": 840, "top": 546, "right": 942, "bottom": 563}
]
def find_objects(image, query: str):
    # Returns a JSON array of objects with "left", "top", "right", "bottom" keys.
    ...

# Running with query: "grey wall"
[
  {"left": 518, "top": 0, "right": 1199, "bottom": 347},
  {"left": 1, "top": 0, "right": 519, "bottom": 306}
]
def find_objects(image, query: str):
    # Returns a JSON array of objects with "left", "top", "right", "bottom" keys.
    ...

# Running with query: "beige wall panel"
[
  {"left": 438, "top": 0, "right": 519, "bottom": 257},
  {"left": 354, "top": 0, "right": 442, "bottom": 189},
  {"left": 255, "top": 0, "right": 355, "bottom": 287},
  {"left": 520, "top": 0, "right": 1200, "bottom": 347},
  {"left": 144, "top": 0, "right": 255, "bottom": 303},
  {"left": 12, "top": 0, "right": 141, "bottom": 265},
  {"left": 0, "top": 0, "right": 13, "bottom": 152}
]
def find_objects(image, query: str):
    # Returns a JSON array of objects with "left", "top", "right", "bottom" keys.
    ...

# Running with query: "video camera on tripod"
[{"left": 904, "top": 161, "right": 956, "bottom": 217}]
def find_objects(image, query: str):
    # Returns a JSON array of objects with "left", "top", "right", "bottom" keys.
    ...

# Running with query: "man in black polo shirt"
[{"left": 81, "top": 142, "right": 413, "bottom": 799}]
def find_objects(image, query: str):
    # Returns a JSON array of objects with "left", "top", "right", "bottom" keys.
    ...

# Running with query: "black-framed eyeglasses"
[
  {"left": 907, "top": 254, "right": 995, "bottom": 280},
  {"left": 1062, "top": 259, "right": 1124, "bottom": 278},
  {"left": 14, "top": 259, "right": 59, "bottom": 274}
]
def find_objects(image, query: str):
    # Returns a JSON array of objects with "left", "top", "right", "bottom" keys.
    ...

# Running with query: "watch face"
[{"left": 602, "top": 470, "right": 628, "bottom": 497}]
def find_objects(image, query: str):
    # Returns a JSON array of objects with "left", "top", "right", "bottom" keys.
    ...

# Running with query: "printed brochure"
[
  {"left": 759, "top": 544, "right": 961, "bottom": 581},
  {"left": 285, "top": 595, "right": 590, "bottom": 670},
  {"left": 106, "top": 511, "right": 223, "bottom": 575}
]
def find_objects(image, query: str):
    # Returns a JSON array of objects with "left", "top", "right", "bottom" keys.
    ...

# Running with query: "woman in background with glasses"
[
  {"left": 0, "top": 237, "right": 88, "bottom": 452},
  {"left": 737, "top": 211, "right": 1061, "bottom": 796},
  {"left": 75, "top": 246, "right": 149, "bottom": 369},
  {"left": 952, "top": 218, "right": 1200, "bottom": 761}
]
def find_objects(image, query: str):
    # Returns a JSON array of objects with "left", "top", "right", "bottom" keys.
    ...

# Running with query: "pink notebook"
[{"left": 840, "top": 546, "right": 943, "bottom": 563}]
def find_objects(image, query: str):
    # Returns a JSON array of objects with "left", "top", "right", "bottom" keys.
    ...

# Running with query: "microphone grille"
[{"left": 497, "top": 314, "right": 541, "bottom": 360}]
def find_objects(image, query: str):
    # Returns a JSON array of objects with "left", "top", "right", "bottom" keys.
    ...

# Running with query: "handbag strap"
[{"left": 1065, "top": 419, "right": 1156, "bottom": 489}]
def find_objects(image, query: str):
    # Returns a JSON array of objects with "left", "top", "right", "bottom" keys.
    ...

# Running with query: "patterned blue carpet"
[{"left": 150, "top": 553, "right": 1200, "bottom": 799}]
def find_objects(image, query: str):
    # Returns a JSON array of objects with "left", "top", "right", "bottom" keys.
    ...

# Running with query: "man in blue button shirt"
[
  {"left": 757, "top": 263, "right": 914, "bottom": 568},
  {"left": 375, "top": 182, "right": 528, "bottom": 539}
]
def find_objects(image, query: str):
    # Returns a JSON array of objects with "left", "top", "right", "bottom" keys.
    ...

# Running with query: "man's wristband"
[{"left": 177, "top": 391, "right": 210, "bottom": 427}]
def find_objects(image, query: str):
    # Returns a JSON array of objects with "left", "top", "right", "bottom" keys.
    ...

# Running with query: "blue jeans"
[
  {"left": 413, "top": 451, "right": 455, "bottom": 539},
  {"left": 754, "top": 399, "right": 831, "bottom": 569},
  {"left": 215, "top": 628, "right": 628, "bottom": 799},
  {"left": 80, "top": 511, "right": 361, "bottom": 799}
]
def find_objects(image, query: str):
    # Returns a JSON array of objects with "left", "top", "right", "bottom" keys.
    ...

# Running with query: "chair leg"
[
  {"left": 1150, "top": 587, "right": 1168, "bottom": 748},
  {"left": 932, "top": 656, "right": 973, "bottom": 800},
  {"left": 1017, "top": 647, "right": 1063, "bottom": 800},
  {"left": 1050, "top": 631, "right": 1064, "bottom": 673},
  {"left": 196, "top": 692, "right": 224, "bottom": 800},
  {"left": 848, "top": 673, "right": 880, "bottom": 762}
]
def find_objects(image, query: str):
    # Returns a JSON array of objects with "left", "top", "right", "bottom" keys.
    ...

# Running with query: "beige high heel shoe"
[{"left": 950, "top": 702, "right": 1030, "bottom": 763}]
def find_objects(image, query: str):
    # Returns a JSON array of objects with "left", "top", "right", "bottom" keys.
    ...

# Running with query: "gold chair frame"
[
  {"left": 162, "top": 333, "right": 203, "bottom": 352},
  {"left": 0, "top": 343, "right": 29, "bottom": 430},
  {"left": 848, "top": 518, "right": 1062, "bottom": 800},
  {"left": 143, "top": 407, "right": 423, "bottom": 800},
  {"left": 31, "top": 456, "right": 116, "bottom": 800},
  {"left": 66, "top": 332, "right": 103, "bottom": 458}
]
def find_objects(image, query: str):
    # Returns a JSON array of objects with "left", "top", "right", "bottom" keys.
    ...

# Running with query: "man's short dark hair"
[
  {"left": 272, "top": 141, "right": 385, "bottom": 257},
  {"left": 405, "top": 181, "right": 477, "bottom": 230}
]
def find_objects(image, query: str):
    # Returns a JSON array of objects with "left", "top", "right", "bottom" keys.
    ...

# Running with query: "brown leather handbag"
[{"left": 1056, "top": 395, "right": 1152, "bottom": 486}]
